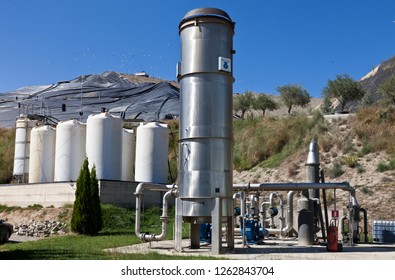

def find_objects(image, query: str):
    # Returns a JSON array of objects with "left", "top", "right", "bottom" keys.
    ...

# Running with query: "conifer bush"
[
  {"left": 90, "top": 165, "right": 102, "bottom": 233},
  {"left": 71, "top": 158, "right": 102, "bottom": 235}
]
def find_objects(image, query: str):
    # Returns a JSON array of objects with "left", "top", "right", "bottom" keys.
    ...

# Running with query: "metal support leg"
[
  {"left": 211, "top": 197, "right": 222, "bottom": 254},
  {"left": 190, "top": 223, "right": 200, "bottom": 249},
  {"left": 175, "top": 198, "right": 183, "bottom": 252},
  {"left": 226, "top": 215, "right": 234, "bottom": 250}
]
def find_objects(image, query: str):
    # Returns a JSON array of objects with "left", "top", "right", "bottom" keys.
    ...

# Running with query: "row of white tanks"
[{"left": 13, "top": 113, "right": 169, "bottom": 184}]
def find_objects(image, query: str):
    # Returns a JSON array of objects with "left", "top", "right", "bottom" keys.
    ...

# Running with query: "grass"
[
  {"left": 234, "top": 111, "right": 326, "bottom": 170},
  {"left": 343, "top": 155, "right": 358, "bottom": 168},
  {"left": 328, "top": 160, "right": 344, "bottom": 179},
  {"left": 353, "top": 106, "right": 395, "bottom": 156},
  {"left": 0, "top": 204, "right": 211, "bottom": 260},
  {"left": 376, "top": 159, "right": 395, "bottom": 172},
  {"left": 27, "top": 204, "right": 44, "bottom": 210},
  {"left": 0, "top": 204, "right": 21, "bottom": 213}
]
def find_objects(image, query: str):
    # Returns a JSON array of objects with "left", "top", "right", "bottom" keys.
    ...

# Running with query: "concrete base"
[
  {"left": 106, "top": 238, "right": 395, "bottom": 260},
  {"left": 0, "top": 181, "right": 163, "bottom": 208}
]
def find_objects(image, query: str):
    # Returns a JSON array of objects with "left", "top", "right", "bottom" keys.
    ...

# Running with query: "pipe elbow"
[{"left": 134, "top": 182, "right": 145, "bottom": 196}]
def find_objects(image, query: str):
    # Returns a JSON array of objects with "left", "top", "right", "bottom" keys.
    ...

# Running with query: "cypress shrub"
[
  {"left": 71, "top": 158, "right": 102, "bottom": 235},
  {"left": 90, "top": 165, "right": 102, "bottom": 233}
]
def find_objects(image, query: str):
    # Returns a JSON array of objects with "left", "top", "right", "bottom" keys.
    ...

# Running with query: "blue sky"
[{"left": 0, "top": 0, "right": 394, "bottom": 97}]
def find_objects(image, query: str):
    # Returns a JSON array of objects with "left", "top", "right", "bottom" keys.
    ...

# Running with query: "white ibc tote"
[
  {"left": 135, "top": 122, "right": 168, "bottom": 184},
  {"left": 54, "top": 120, "right": 86, "bottom": 182},
  {"left": 28, "top": 125, "right": 56, "bottom": 183}
]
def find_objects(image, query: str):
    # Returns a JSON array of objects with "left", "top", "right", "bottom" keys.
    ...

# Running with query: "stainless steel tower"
[{"left": 176, "top": 8, "right": 235, "bottom": 253}]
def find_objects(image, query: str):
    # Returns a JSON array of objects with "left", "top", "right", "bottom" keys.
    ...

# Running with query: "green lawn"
[
  {"left": 0, "top": 233, "right": 220, "bottom": 260},
  {"left": 0, "top": 204, "right": 218, "bottom": 260}
]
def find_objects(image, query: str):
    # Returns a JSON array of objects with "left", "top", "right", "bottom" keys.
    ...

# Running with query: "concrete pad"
[{"left": 107, "top": 238, "right": 395, "bottom": 260}]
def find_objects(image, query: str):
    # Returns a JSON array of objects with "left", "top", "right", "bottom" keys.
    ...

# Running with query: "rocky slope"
[{"left": 234, "top": 114, "right": 395, "bottom": 230}]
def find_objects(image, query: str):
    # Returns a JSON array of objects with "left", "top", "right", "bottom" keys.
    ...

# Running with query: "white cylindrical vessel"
[
  {"left": 121, "top": 129, "right": 135, "bottom": 181},
  {"left": 135, "top": 122, "right": 168, "bottom": 184},
  {"left": 86, "top": 112, "right": 122, "bottom": 180},
  {"left": 13, "top": 117, "right": 38, "bottom": 180},
  {"left": 54, "top": 120, "right": 86, "bottom": 182},
  {"left": 28, "top": 125, "right": 56, "bottom": 183}
]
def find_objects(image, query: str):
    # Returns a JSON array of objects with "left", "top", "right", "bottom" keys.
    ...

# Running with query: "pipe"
[
  {"left": 279, "top": 194, "right": 285, "bottom": 231},
  {"left": 360, "top": 207, "right": 368, "bottom": 243},
  {"left": 134, "top": 182, "right": 177, "bottom": 242},
  {"left": 269, "top": 192, "right": 277, "bottom": 228},
  {"left": 320, "top": 170, "right": 330, "bottom": 241},
  {"left": 234, "top": 182, "right": 359, "bottom": 243},
  {"left": 267, "top": 191, "right": 296, "bottom": 237},
  {"left": 233, "top": 182, "right": 356, "bottom": 193},
  {"left": 340, "top": 215, "right": 348, "bottom": 241},
  {"left": 260, "top": 202, "right": 267, "bottom": 228},
  {"left": 268, "top": 192, "right": 285, "bottom": 230},
  {"left": 250, "top": 194, "right": 259, "bottom": 216}
]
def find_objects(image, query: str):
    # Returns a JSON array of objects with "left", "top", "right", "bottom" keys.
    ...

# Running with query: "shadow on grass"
[{"left": 0, "top": 248, "right": 80, "bottom": 260}]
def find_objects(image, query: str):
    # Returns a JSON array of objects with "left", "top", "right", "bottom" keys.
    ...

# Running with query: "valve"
[{"left": 268, "top": 206, "right": 278, "bottom": 217}]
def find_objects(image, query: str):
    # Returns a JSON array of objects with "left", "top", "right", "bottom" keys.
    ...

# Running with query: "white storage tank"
[
  {"left": 28, "top": 125, "right": 56, "bottom": 183},
  {"left": 54, "top": 120, "right": 86, "bottom": 182},
  {"left": 135, "top": 122, "right": 169, "bottom": 183},
  {"left": 86, "top": 112, "right": 122, "bottom": 180},
  {"left": 13, "top": 117, "right": 38, "bottom": 181},
  {"left": 121, "top": 129, "right": 135, "bottom": 181}
]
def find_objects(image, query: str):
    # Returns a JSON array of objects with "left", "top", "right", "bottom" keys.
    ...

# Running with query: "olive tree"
[
  {"left": 252, "top": 94, "right": 278, "bottom": 116},
  {"left": 233, "top": 91, "right": 254, "bottom": 119},
  {"left": 322, "top": 74, "right": 365, "bottom": 112},
  {"left": 276, "top": 84, "right": 311, "bottom": 114},
  {"left": 378, "top": 75, "right": 395, "bottom": 105}
]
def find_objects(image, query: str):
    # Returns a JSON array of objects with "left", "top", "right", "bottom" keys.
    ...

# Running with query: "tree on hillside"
[
  {"left": 233, "top": 91, "right": 254, "bottom": 119},
  {"left": 71, "top": 158, "right": 102, "bottom": 235},
  {"left": 378, "top": 75, "right": 395, "bottom": 105},
  {"left": 252, "top": 94, "right": 278, "bottom": 116},
  {"left": 276, "top": 84, "right": 311, "bottom": 114},
  {"left": 322, "top": 74, "right": 365, "bottom": 112}
]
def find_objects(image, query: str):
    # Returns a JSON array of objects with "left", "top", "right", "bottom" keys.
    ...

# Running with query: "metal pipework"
[
  {"left": 260, "top": 202, "right": 267, "bottom": 228},
  {"left": 304, "top": 139, "right": 321, "bottom": 244},
  {"left": 134, "top": 182, "right": 178, "bottom": 242},
  {"left": 268, "top": 192, "right": 284, "bottom": 229},
  {"left": 266, "top": 191, "right": 297, "bottom": 237},
  {"left": 233, "top": 182, "right": 359, "bottom": 246},
  {"left": 233, "top": 182, "right": 356, "bottom": 193}
]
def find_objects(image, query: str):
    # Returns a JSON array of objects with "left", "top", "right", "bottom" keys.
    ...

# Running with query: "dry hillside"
[{"left": 234, "top": 113, "right": 395, "bottom": 228}]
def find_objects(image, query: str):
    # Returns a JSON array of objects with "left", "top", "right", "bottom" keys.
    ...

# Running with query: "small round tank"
[
  {"left": 135, "top": 122, "right": 168, "bottom": 184},
  {"left": 54, "top": 120, "right": 86, "bottom": 182},
  {"left": 121, "top": 129, "right": 135, "bottom": 181},
  {"left": 86, "top": 112, "right": 122, "bottom": 180},
  {"left": 13, "top": 117, "right": 38, "bottom": 180},
  {"left": 28, "top": 125, "right": 56, "bottom": 183}
]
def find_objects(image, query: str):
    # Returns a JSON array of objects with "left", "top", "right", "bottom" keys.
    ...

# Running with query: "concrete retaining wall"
[{"left": 0, "top": 181, "right": 164, "bottom": 208}]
